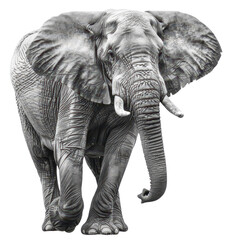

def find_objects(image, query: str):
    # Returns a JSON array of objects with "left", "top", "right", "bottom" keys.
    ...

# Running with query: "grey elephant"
[{"left": 11, "top": 10, "right": 221, "bottom": 235}]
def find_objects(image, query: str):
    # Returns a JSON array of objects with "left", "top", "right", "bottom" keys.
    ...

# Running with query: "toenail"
[
  {"left": 45, "top": 224, "right": 53, "bottom": 231},
  {"left": 101, "top": 227, "right": 111, "bottom": 234},
  {"left": 88, "top": 229, "right": 98, "bottom": 234}
]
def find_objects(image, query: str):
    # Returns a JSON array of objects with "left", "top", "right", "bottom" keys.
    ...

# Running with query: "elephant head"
[{"left": 26, "top": 10, "right": 221, "bottom": 203}]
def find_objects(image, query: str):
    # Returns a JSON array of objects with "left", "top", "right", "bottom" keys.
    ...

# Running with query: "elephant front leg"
[
  {"left": 112, "top": 193, "right": 128, "bottom": 231},
  {"left": 82, "top": 119, "right": 137, "bottom": 235},
  {"left": 49, "top": 87, "right": 94, "bottom": 232},
  {"left": 49, "top": 149, "right": 84, "bottom": 232}
]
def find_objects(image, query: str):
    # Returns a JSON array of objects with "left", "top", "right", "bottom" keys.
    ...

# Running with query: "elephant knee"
[
  {"left": 49, "top": 197, "right": 83, "bottom": 231},
  {"left": 59, "top": 199, "right": 84, "bottom": 221}
]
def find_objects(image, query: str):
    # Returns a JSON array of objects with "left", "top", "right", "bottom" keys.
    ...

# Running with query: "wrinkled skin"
[
  {"left": 98, "top": 11, "right": 169, "bottom": 203},
  {"left": 11, "top": 10, "right": 221, "bottom": 234}
]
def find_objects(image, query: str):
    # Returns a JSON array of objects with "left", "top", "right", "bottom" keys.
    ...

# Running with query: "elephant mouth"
[{"left": 102, "top": 62, "right": 113, "bottom": 86}]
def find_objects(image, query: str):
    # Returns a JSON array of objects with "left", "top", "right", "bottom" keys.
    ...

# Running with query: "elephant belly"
[
  {"left": 86, "top": 106, "right": 117, "bottom": 158},
  {"left": 86, "top": 123, "right": 109, "bottom": 158}
]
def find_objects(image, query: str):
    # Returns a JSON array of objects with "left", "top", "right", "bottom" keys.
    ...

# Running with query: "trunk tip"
[
  {"left": 117, "top": 111, "right": 130, "bottom": 117},
  {"left": 177, "top": 112, "right": 184, "bottom": 118},
  {"left": 137, "top": 188, "right": 150, "bottom": 203},
  {"left": 137, "top": 183, "right": 167, "bottom": 203}
]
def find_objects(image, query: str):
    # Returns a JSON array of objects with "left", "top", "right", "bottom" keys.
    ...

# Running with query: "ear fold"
[
  {"left": 27, "top": 12, "right": 111, "bottom": 104},
  {"left": 147, "top": 11, "right": 222, "bottom": 96}
]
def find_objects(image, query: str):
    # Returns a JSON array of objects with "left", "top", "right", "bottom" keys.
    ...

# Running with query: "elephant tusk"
[
  {"left": 161, "top": 96, "right": 184, "bottom": 118},
  {"left": 114, "top": 95, "right": 130, "bottom": 117}
]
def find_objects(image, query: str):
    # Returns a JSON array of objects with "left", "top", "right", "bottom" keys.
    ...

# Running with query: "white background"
[{"left": 1, "top": 0, "right": 239, "bottom": 239}]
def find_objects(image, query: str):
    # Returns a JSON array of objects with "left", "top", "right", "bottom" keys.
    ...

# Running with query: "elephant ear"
[
  {"left": 147, "top": 11, "right": 222, "bottom": 96},
  {"left": 26, "top": 12, "right": 111, "bottom": 104}
]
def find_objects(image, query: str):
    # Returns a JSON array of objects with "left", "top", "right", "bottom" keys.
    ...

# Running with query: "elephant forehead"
[{"left": 107, "top": 10, "right": 151, "bottom": 28}]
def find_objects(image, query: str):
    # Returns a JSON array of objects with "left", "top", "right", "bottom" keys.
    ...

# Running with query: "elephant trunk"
[
  {"left": 112, "top": 53, "right": 184, "bottom": 203},
  {"left": 130, "top": 84, "right": 167, "bottom": 203}
]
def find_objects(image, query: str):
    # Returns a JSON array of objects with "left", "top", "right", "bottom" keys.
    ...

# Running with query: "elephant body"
[
  {"left": 11, "top": 10, "right": 221, "bottom": 235},
  {"left": 12, "top": 32, "right": 126, "bottom": 154}
]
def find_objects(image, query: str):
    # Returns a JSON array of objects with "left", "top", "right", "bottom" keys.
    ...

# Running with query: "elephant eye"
[
  {"left": 107, "top": 49, "right": 114, "bottom": 61},
  {"left": 158, "top": 48, "right": 164, "bottom": 60}
]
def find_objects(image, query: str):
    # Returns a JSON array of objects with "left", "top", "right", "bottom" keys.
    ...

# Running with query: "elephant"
[{"left": 11, "top": 10, "right": 221, "bottom": 235}]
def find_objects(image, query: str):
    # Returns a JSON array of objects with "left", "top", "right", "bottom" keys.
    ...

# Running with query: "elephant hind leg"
[
  {"left": 17, "top": 103, "right": 60, "bottom": 231},
  {"left": 85, "top": 156, "right": 103, "bottom": 182}
]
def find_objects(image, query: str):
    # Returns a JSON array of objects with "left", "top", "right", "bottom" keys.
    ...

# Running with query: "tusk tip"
[
  {"left": 161, "top": 96, "right": 184, "bottom": 118},
  {"left": 117, "top": 111, "right": 130, "bottom": 117},
  {"left": 114, "top": 95, "right": 130, "bottom": 117}
]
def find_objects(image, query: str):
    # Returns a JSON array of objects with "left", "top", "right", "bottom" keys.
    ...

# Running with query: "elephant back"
[{"left": 11, "top": 32, "right": 40, "bottom": 96}]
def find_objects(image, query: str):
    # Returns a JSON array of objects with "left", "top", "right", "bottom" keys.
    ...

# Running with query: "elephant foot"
[
  {"left": 81, "top": 218, "right": 119, "bottom": 235},
  {"left": 42, "top": 211, "right": 56, "bottom": 231},
  {"left": 49, "top": 197, "right": 82, "bottom": 232},
  {"left": 42, "top": 219, "right": 56, "bottom": 231},
  {"left": 113, "top": 216, "right": 128, "bottom": 232}
]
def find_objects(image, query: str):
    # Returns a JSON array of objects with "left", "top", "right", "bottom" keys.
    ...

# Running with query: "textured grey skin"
[{"left": 11, "top": 10, "right": 221, "bottom": 235}]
